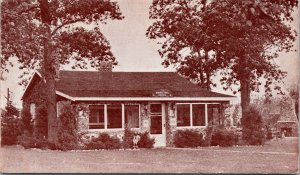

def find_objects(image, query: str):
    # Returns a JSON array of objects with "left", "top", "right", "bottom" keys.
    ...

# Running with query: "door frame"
[{"left": 149, "top": 103, "right": 166, "bottom": 147}]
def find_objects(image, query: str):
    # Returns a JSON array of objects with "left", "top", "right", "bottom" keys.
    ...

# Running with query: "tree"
[
  {"left": 147, "top": 0, "right": 297, "bottom": 123},
  {"left": 289, "top": 84, "right": 299, "bottom": 120},
  {"left": 1, "top": 99, "right": 20, "bottom": 145},
  {"left": 1, "top": 0, "right": 123, "bottom": 143}
]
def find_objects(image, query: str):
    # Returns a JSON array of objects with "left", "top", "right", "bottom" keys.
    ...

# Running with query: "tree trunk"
[
  {"left": 240, "top": 73, "right": 251, "bottom": 122},
  {"left": 39, "top": 0, "right": 58, "bottom": 143}
]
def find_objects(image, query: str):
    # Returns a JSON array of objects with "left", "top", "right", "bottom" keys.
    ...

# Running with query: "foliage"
[
  {"left": 137, "top": 132, "right": 155, "bottom": 148},
  {"left": 1, "top": 0, "right": 123, "bottom": 142},
  {"left": 202, "top": 126, "right": 214, "bottom": 147},
  {"left": 147, "top": 0, "right": 298, "bottom": 127},
  {"left": 34, "top": 104, "right": 48, "bottom": 138},
  {"left": 241, "top": 105, "right": 266, "bottom": 145},
  {"left": 19, "top": 107, "right": 33, "bottom": 134},
  {"left": 86, "top": 133, "right": 121, "bottom": 150},
  {"left": 211, "top": 128, "right": 238, "bottom": 147},
  {"left": 122, "top": 126, "right": 135, "bottom": 149},
  {"left": 1, "top": 104, "right": 21, "bottom": 145},
  {"left": 57, "top": 104, "right": 78, "bottom": 150},
  {"left": 17, "top": 130, "right": 57, "bottom": 150},
  {"left": 173, "top": 130, "right": 203, "bottom": 148},
  {"left": 123, "top": 127, "right": 155, "bottom": 149},
  {"left": 1, "top": 0, "right": 124, "bottom": 75}
]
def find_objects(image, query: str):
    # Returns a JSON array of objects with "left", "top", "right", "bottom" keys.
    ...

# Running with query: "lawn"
[{"left": 0, "top": 137, "right": 298, "bottom": 173}]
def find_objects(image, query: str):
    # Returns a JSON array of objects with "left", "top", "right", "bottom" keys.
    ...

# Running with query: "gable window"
[
  {"left": 125, "top": 104, "right": 139, "bottom": 128},
  {"left": 107, "top": 104, "right": 122, "bottom": 129},
  {"left": 30, "top": 103, "right": 36, "bottom": 120},
  {"left": 89, "top": 105, "right": 105, "bottom": 129}
]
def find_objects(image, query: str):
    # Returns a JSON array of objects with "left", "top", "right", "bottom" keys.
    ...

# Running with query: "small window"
[
  {"left": 30, "top": 103, "right": 36, "bottom": 119},
  {"left": 107, "top": 104, "right": 122, "bottom": 129},
  {"left": 192, "top": 104, "right": 205, "bottom": 126},
  {"left": 176, "top": 104, "right": 190, "bottom": 126},
  {"left": 208, "top": 104, "right": 220, "bottom": 126},
  {"left": 125, "top": 105, "right": 139, "bottom": 128},
  {"left": 89, "top": 105, "right": 104, "bottom": 129}
]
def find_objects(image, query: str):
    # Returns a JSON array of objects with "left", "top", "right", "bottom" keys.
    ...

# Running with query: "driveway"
[{"left": 0, "top": 137, "right": 298, "bottom": 173}]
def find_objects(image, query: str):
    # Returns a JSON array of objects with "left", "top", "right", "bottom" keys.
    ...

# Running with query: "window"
[
  {"left": 176, "top": 104, "right": 190, "bottom": 126},
  {"left": 30, "top": 103, "right": 36, "bottom": 119},
  {"left": 125, "top": 105, "right": 139, "bottom": 128},
  {"left": 89, "top": 105, "right": 104, "bottom": 129},
  {"left": 192, "top": 104, "right": 205, "bottom": 126},
  {"left": 208, "top": 104, "right": 220, "bottom": 126},
  {"left": 107, "top": 104, "right": 122, "bottom": 129},
  {"left": 176, "top": 103, "right": 221, "bottom": 127}
]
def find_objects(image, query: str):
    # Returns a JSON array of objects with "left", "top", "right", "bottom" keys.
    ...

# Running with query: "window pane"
[
  {"left": 208, "top": 104, "right": 220, "bottom": 126},
  {"left": 125, "top": 105, "right": 139, "bottom": 128},
  {"left": 192, "top": 104, "right": 205, "bottom": 126},
  {"left": 150, "top": 104, "right": 162, "bottom": 114},
  {"left": 177, "top": 104, "right": 190, "bottom": 126},
  {"left": 150, "top": 115, "right": 162, "bottom": 134},
  {"left": 107, "top": 104, "right": 122, "bottom": 129},
  {"left": 89, "top": 105, "right": 104, "bottom": 129}
]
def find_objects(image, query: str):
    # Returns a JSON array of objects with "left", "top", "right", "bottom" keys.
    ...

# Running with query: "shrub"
[
  {"left": 57, "top": 104, "right": 78, "bottom": 150},
  {"left": 18, "top": 107, "right": 33, "bottom": 137},
  {"left": 34, "top": 104, "right": 48, "bottom": 138},
  {"left": 241, "top": 106, "right": 266, "bottom": 145},
  {"left": 202, "top": 126, "right": 214, "bottom": 147},
  {"left": 137, "top": 132, "right": 155, "bottom": 148},
  {"left": 86, "top": 133, "right": 122, "bottom": 150},
  {"left": 1, "top": 105, "right": 21, "bottom": 146},
  {"left": 266, "top": 130, "right": 273, "bottom": 140},
  {"left": 173, "top": 130, "right": 203, "bottom": 148},
  {"left": 122, "top": 126, "right": 135, "bottom": 149},
  {"left": 17, "top": 130, "right": 58, "bottom": 150},
  {"left": 211, "top": 129, "right": 238, "bottom": 147}
]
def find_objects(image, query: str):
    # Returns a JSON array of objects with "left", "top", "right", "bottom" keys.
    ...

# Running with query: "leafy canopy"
[
  {"left": 147, "top": 0, "right": 297, "bottom": 95},
  {"left": 1, "top": 0, "right": 123, "bottom": 85}
]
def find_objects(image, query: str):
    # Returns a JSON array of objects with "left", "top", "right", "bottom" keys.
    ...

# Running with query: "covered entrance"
[{"left": 149, "top": 103, "right": 166, "bottom": 147}]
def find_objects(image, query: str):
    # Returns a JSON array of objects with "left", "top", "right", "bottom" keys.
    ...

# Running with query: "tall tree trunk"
[
  {"left": 240, "top": 78, "right": 250, "bottom": 115},
  {"left": 39, "top": 0, "right": 58, "bottom": 143}
]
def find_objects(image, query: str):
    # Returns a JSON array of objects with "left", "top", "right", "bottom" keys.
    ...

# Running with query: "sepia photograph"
[{"left": 0, "top": 0, "right": 299, "bottom": 173}]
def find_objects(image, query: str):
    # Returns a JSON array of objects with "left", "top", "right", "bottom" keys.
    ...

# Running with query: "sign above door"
[{"left": 152, "top": 89, "right": 173, "bottom": 97}]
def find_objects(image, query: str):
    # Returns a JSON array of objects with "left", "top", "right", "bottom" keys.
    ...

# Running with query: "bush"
[
  {"left": 122, "top": 126, "right": 135, "bottom": 149},
  {"left": 17, "top": 131, "right": 57, "bottom": 150},
  {"left": 122, "top": 127, "right": 155, "bottom": 149},
  {"left": 34, "top": 104, "right": 48, "bottom": 138},
  {"left": 86, "top": 133, "right": 122, "bottom": 150},
  {"left": 1, "top": 105, "right": 21, "bottom": 146},
  {"left": 173, "top": 130, "right": 203, "bottom": 148},
  {"left": 266, "top": 131, "right": 273, "bottom": 140},
  {"left": 211, "top": 129, "right": 238, "bottom": 147},
  {"left": 137, "top": 132, "right": 155, "bottom": 148},
  {"left": 57, "top": 104, "right": 78, "bottom": 150},
  {"left": 241, "top": 106, "right": 266, "bottom": 145}
]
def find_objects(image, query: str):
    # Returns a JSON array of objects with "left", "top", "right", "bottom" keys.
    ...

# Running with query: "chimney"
[{"left": 100, "top": 61, "right": 113, "bottom": 72}]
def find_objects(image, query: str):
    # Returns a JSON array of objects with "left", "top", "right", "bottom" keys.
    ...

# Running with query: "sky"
[{"left": 0, "top": 0, "right": 299, "bottom": 109}]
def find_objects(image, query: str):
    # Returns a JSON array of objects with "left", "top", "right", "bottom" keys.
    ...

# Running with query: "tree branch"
[{"left": 51, "top": 18, "right": 85, "bottom": 36}]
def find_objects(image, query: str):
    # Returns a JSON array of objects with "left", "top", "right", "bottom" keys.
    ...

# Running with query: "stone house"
[{"left": 22, "top": 70, "right": 236, "bottom": 147}]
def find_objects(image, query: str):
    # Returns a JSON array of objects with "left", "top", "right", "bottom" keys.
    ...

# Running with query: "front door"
[{"left": 150, "top": 103, "right": 166, "bottom": 147}]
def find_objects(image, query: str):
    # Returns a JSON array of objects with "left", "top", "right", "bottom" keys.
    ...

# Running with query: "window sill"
[{"left": 176, "top": 126, "right": 207, "bottom": 129}]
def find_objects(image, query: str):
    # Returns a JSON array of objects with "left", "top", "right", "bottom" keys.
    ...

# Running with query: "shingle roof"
[{"left": 55, "top": 70, "right": 234, "bottom": 98}]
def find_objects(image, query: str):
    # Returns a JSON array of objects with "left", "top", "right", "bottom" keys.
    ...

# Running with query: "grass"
[{"left": 0, "top": 137, "right": 298, "bottom": 173}]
